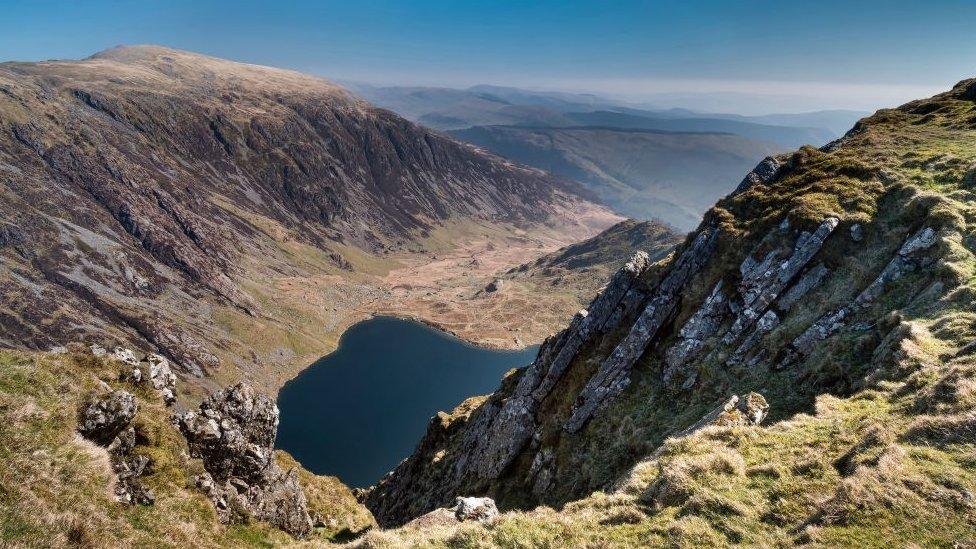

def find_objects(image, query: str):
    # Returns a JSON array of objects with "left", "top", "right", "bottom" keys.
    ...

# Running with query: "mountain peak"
[{"left": 86, "top": 43, "right": 189, "bottom": 62}]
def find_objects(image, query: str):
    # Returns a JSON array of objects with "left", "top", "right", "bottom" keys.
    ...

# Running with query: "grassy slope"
[
  {"left": 0, "top": 349, "right": 373, "bottom": 548},
  {"left": 502, "top": 219, "right": 684, "bottom": 307}
]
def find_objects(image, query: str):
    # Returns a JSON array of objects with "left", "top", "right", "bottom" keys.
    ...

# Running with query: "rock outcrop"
[
  {"left": 677, "top": 393, "right": 770, "bottom": 437},
  {"left": 77, "top": 389, "right": 138, "bottom": 446},
  {"left": 564, "top": 225, "right": 719, "bottom": 432},
  {"left": 77, "top": 389, "right": 155, "bottom": 505},
  {"left": 403, "top": 496, "right": 499, "bottom": 529},
  {"left": 723, "top": 217, "right": 839, "bottom": 346},
  {"left": 116, "top": 348, "right": 178, "bottom": 405},
  {"left": 450, "top": 496, "right": 499, "bottom": 522},
  {"left": 732, "top": 155, "right": 784, "bottom": 195},
  {"left": 780, "top": 225, "right": 939, "bottom": 367},
  {"left": 177, "top": 382, "right": 314, "bottom": 538},
  {"left": 466, "top": 251, "right": 654, "bottom": 481}
]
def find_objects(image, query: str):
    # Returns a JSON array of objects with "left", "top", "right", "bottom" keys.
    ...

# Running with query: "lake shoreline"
[{"left": 275, "top": 316, "right": 539, "bottom": 488}]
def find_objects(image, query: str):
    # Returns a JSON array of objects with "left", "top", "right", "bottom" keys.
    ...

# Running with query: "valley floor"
[{"left": 219, "top": 205, "right": 624, "bottom": 396}]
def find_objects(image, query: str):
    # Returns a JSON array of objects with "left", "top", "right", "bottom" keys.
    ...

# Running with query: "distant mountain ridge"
[
  {"left": 450, "top": 124, "right": 780, "bottom": 230},
  {"left": 346, "top": 82, "right": 866, "bottom": 148},
  {"left": 350, "top": 82, "right": 866, "bottom": 228}
]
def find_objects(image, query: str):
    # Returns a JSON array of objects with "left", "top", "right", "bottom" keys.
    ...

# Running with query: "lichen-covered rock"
[
  {"left": 724, "top": 217, "right": 838, "bottom": 345},
  {"left": 663, "top": 280, "right": 728, "bottom": 389},
  {"left": 450, "top": 496, "right": 499, "bottom": 522},
  {"left": 729, "top": 310, "right": 780, "bottom": 365},
  {"left": 77, "top": 390, "right": 138, "bottom": 446},
  {"left": 179, "top": 382, "right": 278, "bottom": 483},
  {"left": 178, "top": 382, "right": 313, "bottom": 538},
  {"left": 565, "top": 226, "right": 719, "bottom": 433},
  {"left": 678, "top": 393, "right": 769, "bottom": 437},
  {"left": 777, "top": 263, "right": 829, "bottom": 311},
  {"left": 783, "top": 226, "right": 939, "bottom": 366},
  {"left": 733, "top": 156, "right": 783, "bottom": 195},
  {"left": 77, "top": 390, "right": 154, "bottom": 505},
  {"left": 112, "top": 347, "right": 141, "bottom": 367},
  {"left": 137, "top": 353, "right": 178, "bottom": 404}
]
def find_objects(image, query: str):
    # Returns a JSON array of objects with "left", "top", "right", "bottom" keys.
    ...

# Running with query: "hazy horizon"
[{"left": 2, "top": 0, "right": 974, "bottom": 115}]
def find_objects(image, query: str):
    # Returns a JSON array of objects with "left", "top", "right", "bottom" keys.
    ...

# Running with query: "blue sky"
[{"left": 2, "top": 0, "right": 975, "bottom": 113}]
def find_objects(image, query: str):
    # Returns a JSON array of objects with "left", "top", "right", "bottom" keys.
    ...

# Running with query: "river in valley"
[{"left": 276, "top": 316, "right": 538, "bottom": 488}]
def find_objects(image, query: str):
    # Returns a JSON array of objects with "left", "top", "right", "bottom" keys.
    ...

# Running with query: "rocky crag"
[
  {"left": 178, "top": 382, "right": 315, "bottom": 537},
  {"left": 365, "top": 77, "right": 976, "bottom": 548},
  {"left": 74, "top": 345, "right": 321, "bottom": 538}
]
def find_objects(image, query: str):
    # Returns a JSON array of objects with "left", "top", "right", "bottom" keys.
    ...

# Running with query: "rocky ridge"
[{"left": 366, "top": 78, "right": 976, "bottom": 531}]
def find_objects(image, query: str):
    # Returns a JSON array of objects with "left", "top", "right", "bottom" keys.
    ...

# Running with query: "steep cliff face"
[
  {"left": 0, "top": 46, "right": 607, "bottom": 387},
  {"left": 367, "top": 78, "right": 976, "bottom": 529}
]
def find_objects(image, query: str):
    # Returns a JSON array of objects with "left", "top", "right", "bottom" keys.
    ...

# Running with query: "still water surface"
[{"left": 276, "top": 316, "right": 538, "bottom": 487}]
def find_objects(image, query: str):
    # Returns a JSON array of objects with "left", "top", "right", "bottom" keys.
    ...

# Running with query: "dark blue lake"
[{"left": 276, "top": 316, "right": 538, "bottom": 487}]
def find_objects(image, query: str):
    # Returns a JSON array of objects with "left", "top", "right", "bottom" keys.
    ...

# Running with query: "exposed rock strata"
[
  {"left": 780, "top": 226, "right": 939, "bottom": 367},
  {"left": 663, "top": 281, "right": 727, "bottom": 390},
  {"left": 777, "top": 263, "right": 829, "bottom": 311},
  {"left": 564, "top": 226, "right": 719, "bottom": 432},
  {"left": 723, "top": 217, "right": 838, "bottom": 345},
  {"left": 458, "top": 251, "right": 654, "bottom": 482}
]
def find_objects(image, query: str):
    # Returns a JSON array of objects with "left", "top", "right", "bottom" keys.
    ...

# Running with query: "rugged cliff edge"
[{"left": 364, "top": 78, "right": 976, "bottom": 547}]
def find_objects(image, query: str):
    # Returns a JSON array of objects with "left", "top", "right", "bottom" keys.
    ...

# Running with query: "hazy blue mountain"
[
  {"left": 451, "top": 125, "right": 781, "bottom": 230},
  {"left": 708, "top": 110, "right": 869, "bottom": 136},
  {"left": 344, "top": 82, "right": 573, "bottom": 129},
  {"left": 348, "top": 82, "right": 853, "bottom": 148}
]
